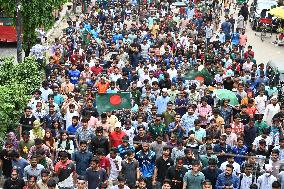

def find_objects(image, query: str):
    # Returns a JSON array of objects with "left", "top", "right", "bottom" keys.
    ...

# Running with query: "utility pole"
[
  {"left": 16, "top": 0, "right": 23, "bottom": 63},
  {"left": 73, "top": 0, "right": 76, "bottom": 13}
]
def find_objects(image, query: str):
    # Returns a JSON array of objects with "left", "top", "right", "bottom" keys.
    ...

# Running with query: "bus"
[{"left": 0, "top": 9, "right": 17, "bottom": 42}]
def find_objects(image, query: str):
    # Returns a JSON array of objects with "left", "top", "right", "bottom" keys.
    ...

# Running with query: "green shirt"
[
  {"left": 149, "top": 123, "right": 167, "bottom": 139},
  {"left": 18, "top": 140, "right": 35, "bottom": 159},
  {"left": 199, "top": 155, "right": 218, "bottom": 167},
  {"left": 255, "top": 120, "right": 269, "bottom": 135},
  {"left": 162, "top": 111, "right": 176, "bottom": 127},
  {"left": 183, "top": 170, "right": 205, "bottom": 189}
]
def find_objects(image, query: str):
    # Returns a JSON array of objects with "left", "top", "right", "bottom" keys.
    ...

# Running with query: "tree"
[
  {"left": 0, "top": 0, "right": 67, "bottom": 59},
  {"left": 0, "top": 57, "right": 43, "bottom": 135}
]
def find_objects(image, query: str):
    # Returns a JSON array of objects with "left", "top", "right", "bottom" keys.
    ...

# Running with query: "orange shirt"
[
  {"left": 96, "top": 82, "right": 109, "bottom": 93},
  {"left": 53, "top": 53, "right": 62, "bottom": 65}
]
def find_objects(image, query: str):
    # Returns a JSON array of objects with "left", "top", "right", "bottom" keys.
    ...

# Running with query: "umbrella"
[
  {"left": 269, "top": 6, "right": 284, "bottom": 19},
  {"left": 214, "top": 89, "right": 239, "bottom": 106}
]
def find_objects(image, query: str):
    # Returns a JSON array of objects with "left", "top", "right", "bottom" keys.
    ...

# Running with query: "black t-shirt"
[
  {"left": 19, "top": 115, "right": 36, "bottom": 132},
  {"left": 3, "top": 178, "right": 25, "bottom": 189},
  {"left": 133, "top": 134, "right": 150, "bottom": 153},
  {"left": 81, "top": 107, "right": 99, "bottom": 118},
  {"left": 155, "top": 157, "right": 174, "bottom": 182},
  {"left": 117, "top": 78, "right": 130, "bottom": 91},
  {"left": 0, "top": 150, "right": 13, "bottom": 178},
  {"left": 166, "top": 166, "right": 188, "bottom": 189},
  {"left": 240, "top": 113, "right": 250, "bottom": 125},
  {"left": 85, "top": 168, "right": 107, "bottom": 189}
]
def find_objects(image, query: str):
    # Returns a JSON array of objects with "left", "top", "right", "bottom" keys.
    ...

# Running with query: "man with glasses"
[{"left": 3, "top": 168, "right": 25, "bottom": 189}]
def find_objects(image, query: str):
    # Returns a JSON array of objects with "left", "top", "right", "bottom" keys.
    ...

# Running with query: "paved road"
[
  {"left": 0, "top": 43, "right": 17, "bottom": 58},
  {"left": 246, "top": 23, "right": 284, "bottom": 70},
  {"left": 1, "top": 7, "right": 283, "bottom": 68}
]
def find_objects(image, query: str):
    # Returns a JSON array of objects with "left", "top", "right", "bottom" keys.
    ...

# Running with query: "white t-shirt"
[
  {"left": 255, "top": 95, "right": 267, "bottom": 114},
  {"left": 252, "top": 135, "right": 273, "bottom": 150},
  {"left": 220, "top": 161, "right": 241, "bottom": 175},
  {"left": 106, "top": 154, "right": 122, "bottom": 180},
  {"left": 167, "top": 68, "right": 177, "bottom": 80},
  {"left": 64, "top": 110, "right": 79, "bottom": 128},
  {"left": 257, "top": 174, "right": 277, "bottom": 189}
]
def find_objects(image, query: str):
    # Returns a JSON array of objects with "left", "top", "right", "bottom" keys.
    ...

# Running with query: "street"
[{"left": 0, "top": 7, "right": 283, "bottom": 70}]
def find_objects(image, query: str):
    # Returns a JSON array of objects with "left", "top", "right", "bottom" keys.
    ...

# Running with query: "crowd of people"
[{"left": 1, "top": 0, "right": 284, "bottom": 188}]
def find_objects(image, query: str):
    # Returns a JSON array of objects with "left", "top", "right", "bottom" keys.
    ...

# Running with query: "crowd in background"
[{"left": 0, "top": 0, "right": 284, "bottom": 189}]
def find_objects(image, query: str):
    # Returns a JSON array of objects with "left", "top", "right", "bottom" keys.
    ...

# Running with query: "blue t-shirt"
[
  {"left": 231, "top": 33, "right": 240, "bottom": 45},
  {"left": 135, "top": 150, "right": 156, "bottom": 178},
  {"left": 12, "top": 158, "right": 29, "bottom": 178},
  {"left": 68, "top": 70, "right": 81, "bottom": 84},
  {"left": 67, "top": 124, "right": 80, "bottom": 135}
]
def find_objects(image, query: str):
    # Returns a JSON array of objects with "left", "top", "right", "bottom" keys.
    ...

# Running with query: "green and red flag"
[{"left": 96, "top": 92, "right": 132, "bottom": 113}]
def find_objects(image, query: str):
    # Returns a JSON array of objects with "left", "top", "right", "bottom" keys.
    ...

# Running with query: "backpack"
[{"left": 239, "top": 173, "right": 255, "bottom": 189}]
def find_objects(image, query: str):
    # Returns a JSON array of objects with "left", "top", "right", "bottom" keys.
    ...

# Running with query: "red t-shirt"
[
  {"left": 99, "top": 156, "right": 110, "bottom": 170},
  {"left": 109, "top": 131, "right": 126, "bottom": 147},
  {"left": 247, "top": 107, "right": 257, "bottom": 118},
  {"left": 91, "top": 66, "right": 103, "bottom": 75},
  {"left": 231, "top": 122, "right": 244, "bottom": 136},
  {"left": 70, "top": 54, "right": 83, "bottom": 64}
]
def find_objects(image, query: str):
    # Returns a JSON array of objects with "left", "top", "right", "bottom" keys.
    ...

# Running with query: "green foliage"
[
  {"left": 0, "top": 57, "right": 43, "bottom": 133},
  {"left": 0, "top": 0, "right": 67, "bottom": 51}
]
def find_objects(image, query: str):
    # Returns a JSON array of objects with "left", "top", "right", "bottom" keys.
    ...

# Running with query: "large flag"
[
  {"left": 183, "top": 66, "right": 213, "bottom": 85},
  {"left": 96, "top": 92, "right": 132, "bottom": 113}
]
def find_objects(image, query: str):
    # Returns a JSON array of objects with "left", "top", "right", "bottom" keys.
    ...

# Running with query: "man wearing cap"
[
  {"left": 117, "top": 136, "right": 135, "bottom": 159},
  {"left": 257, "top": 164, "right": 277, "bottom": 189},
  {"left": 109, "top": 122, "right": 127, "bottom": 148},
  {"left": 155, "top": 89, "right": 170, "bottom": 115}
]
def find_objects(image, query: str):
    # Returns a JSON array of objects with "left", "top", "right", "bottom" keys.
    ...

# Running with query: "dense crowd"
[{"left": 1, "top": 0, "right": 283, "bottom": 189}]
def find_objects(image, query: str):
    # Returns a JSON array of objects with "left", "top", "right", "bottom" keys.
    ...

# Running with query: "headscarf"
[{"left": 4, "top": 132, "right": 18, "bottom": 150}]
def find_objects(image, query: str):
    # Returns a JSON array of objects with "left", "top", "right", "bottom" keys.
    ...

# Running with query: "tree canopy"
[
  {"left": 0, "top": 0, "right": 67, "bottom": 52},
  {"left": 0, "top": 57, "right": 43, "bottom": 134}
]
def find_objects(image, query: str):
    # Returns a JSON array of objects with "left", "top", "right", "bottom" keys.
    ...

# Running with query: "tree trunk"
[
  {"left": 73, "top": 0, "right": 76, "bottom": 13},
  {"left": 16, "top": 0, "right": 23, "bottom": 63}
]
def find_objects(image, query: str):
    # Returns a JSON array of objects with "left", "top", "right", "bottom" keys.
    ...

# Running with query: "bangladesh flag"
[{"left": 96, "top": 92, "right": 132, "bottom": 113}]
